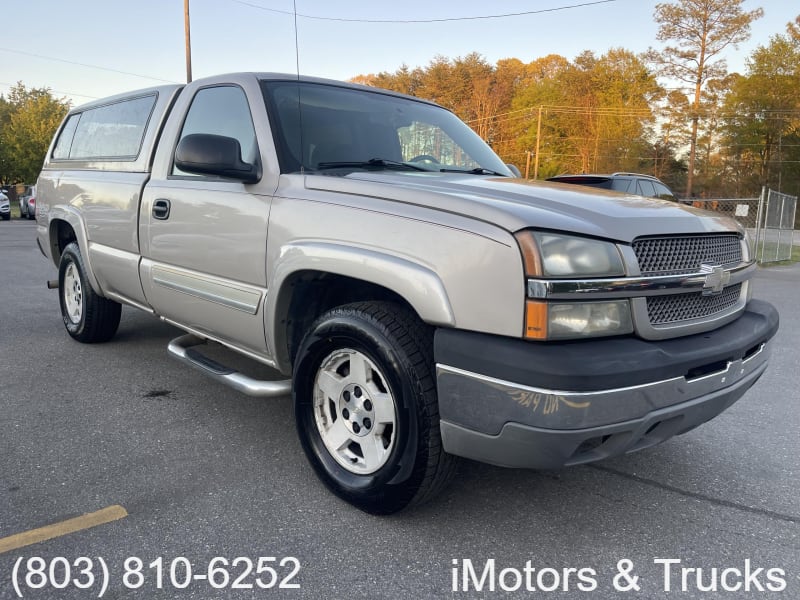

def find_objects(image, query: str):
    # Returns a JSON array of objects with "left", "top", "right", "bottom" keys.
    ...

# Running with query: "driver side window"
[{"left": 172, "top": 85, "right": 258, "bottom": 176}]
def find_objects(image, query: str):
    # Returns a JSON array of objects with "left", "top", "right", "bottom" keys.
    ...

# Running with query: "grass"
[{"left": 759, "top": 242, "right": 800, "bottom": 266}]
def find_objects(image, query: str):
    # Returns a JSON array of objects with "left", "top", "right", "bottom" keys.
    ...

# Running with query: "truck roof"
[{"left": 68, "top": 72, "right": 439, "bottom": 114}]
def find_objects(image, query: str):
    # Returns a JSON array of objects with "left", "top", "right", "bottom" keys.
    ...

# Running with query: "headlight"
[
  {"left": 533, "top": 233, "right": 625, "bottom": 278},
  {"left": 515, "top": 231, "right": 632, "bottom": 340},
  {"left": 526, "top": 300, "right": 633, "bottom": 340}
]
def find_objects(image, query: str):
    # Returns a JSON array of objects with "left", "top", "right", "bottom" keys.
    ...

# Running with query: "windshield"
[{"left": 261, "top": 80, "right": 512, "bottom": 176}]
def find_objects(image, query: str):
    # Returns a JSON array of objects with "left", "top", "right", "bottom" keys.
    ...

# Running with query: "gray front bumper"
[
  {"left": 434, "top": 299, "right": 778, "bottom": 469},
  {"left": 438, "top": 347, "right": 769, "bottom": 469}
]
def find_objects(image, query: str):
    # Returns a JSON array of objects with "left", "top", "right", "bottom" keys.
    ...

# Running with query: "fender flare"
[
  {"left": 47, "top": 205, "right": 104, "bottom": 296},
  {"left": 267, "top": 241, "right": 455, "bottom": 371}
]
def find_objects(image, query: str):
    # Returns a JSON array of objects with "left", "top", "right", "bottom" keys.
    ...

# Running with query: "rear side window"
[
  {"left": 654, "top": 182, "right": 675, "bottom": 200},
  {"left": 52, "top": 114, "right": 81, "bottom": 159},
  {"left": 610, "top": 178, "right": 633, "bottom": 193},
  {"left": 53, "top": 94, "right": 157, "bottom": 160},
  {"left": 636, "top": 179, "right": 656, "bottom": 197}
]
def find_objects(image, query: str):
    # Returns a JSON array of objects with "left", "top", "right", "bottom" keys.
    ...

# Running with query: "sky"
[{"left": 0, "top": 0, "right": 796, "bottom": 107}]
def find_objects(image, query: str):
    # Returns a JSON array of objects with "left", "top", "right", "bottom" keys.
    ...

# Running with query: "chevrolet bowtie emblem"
[{"left": 700, "top": 264, "right": 730, "bottom": 296}]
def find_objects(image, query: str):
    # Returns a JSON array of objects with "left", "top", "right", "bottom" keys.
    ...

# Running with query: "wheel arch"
[
  {"left": 47, "top": 207, "right": 103, "bottom": 296},
  {"left": 268, "top": 242, "right": 455, "bottom": 374}
]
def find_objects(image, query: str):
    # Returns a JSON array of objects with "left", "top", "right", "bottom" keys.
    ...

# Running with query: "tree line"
[
  {"left": 1, "top": 1, "right": 797, "bottom": 203},
  {"left": 353, "top": 3, "right": 800, "bottom": 200}
]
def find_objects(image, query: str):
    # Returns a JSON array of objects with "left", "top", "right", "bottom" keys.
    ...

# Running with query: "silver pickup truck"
[{"left": 36, "top": 72, "right": 778, "bottom": 514}]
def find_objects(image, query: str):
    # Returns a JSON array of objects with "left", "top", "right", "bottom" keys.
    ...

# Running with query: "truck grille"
[
  {"left": 633, "top": 234, "right": 742, "bottom": 275},
  {"left": 647, "top": 283, "right": 743, "bottom": 325}
]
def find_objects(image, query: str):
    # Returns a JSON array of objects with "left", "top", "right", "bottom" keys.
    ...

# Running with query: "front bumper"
[{"left": 435, "top": 299, "right": 779, "bottom": 468}]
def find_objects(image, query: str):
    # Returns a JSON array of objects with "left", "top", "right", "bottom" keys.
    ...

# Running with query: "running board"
[{"left": 167, "top": 334, "right": 292, "bottom": 397}]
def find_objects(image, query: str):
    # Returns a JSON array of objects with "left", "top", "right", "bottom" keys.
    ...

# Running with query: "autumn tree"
[
  {"left": 692, "top": 75, "right": 734, "bottom": 194},
  {"left": 650, "top": 0, "right": 763, "bottom": 197},
  {"left": 787, "top": 15, "right": 800, "bottom": 43}
]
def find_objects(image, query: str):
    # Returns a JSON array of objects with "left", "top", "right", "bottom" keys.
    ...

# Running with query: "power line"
[
  {"left": 0, "top": 47, "right": 178, "bottom": 84},
  {"left": 0, "top": 81, "right": 98, "bottom": 100},
  {"left": 229, "top": 0, "right": 617, "bottom": 23}
]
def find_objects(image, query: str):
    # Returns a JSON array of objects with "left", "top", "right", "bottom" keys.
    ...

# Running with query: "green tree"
[
  {"left": 0, "top": 96, "right": 14, "bottom": 184},
  {"left": 0, "top": 82, "right": 70, "bottom": 184},
  {"left": 721, "top": 34, "right": 800, "bottom": 196},
  {"left": 524, "top": 49, "right": 660, "bottom": 176},
  {"left": 650, "top": 0, "right": 763, "bottom": 197},
  {"left": 494, "top": 55, "right": 569, "bottom": 174}
]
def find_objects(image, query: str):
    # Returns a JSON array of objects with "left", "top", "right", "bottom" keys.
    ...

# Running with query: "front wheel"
[
  {"left": 293, "top": 302, "right": 456, "bottom": 514},
  {"left": 58, "top": 242, "right": 121, "bottom": 343}
]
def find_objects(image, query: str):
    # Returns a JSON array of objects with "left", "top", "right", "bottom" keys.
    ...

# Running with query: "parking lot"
[{"left": 1, "top": 218, "right": 798, "bottom": 599}]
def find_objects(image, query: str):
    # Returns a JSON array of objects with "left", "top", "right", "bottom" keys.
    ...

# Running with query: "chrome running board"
[{"left": 167, "top": 334, "right": 292, "bottom": 397}]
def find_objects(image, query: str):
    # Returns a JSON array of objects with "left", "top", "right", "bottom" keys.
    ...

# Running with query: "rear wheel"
[
  {"left": 58, "top": 242, "right": 121, "bottom": 343},
  {"left": 293, "top": 302, "right": 456, "bottom": 514}
]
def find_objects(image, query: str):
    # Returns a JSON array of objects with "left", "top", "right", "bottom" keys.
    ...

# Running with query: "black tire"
[
  {"left": 293, "top": 302, "right": 457, "bottom": 514},
  {"left": 58, "top": 242, "right": 121, "bottom": 343}
]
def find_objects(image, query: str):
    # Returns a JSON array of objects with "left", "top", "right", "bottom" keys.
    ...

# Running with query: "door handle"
[{"left": 153, "top": 199, "right": 171, "bottom": 220}]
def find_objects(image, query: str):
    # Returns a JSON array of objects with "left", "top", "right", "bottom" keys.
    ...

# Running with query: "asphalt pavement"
[{"left": 1, "top": 218, "right": 798, "bottom": 599}]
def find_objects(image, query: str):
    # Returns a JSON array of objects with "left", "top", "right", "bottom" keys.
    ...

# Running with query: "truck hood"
[{"left": 305, "top": 172, "right": 741, "bottom": 243}]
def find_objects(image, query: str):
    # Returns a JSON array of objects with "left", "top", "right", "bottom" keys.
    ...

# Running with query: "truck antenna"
[
  {"left": 293, "top": 0, "right": 305, "bottom": 175},
  {"left": 293, "top": 0, "right": 301, "bottom": 79}
]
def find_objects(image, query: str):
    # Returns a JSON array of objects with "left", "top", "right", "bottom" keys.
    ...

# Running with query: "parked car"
[
  {"left": 18, "top": 185, "right": 36, "bottom": 219},
  {"left": 547, "top": 172, "right": 676, "bottom": 201},
  {"left": 0, "top": 189, "right": 10, "bottom": 221}
]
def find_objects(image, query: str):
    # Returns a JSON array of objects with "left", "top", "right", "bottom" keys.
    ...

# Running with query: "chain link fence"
[
  {"left": 755, "top": 188, "right": 797, "bottom": 263},
  {"left": 683, "top": 187, "right": 797, "bottom": 263}
]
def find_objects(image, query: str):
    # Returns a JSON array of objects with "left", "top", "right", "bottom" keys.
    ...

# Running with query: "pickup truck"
[{"left": 36, "top": 72, "right": 779, "bottom": 514}]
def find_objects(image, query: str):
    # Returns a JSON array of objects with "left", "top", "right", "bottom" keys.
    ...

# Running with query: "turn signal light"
[{"left": 525, "top": 300, "right": 548, "bottom": 340}]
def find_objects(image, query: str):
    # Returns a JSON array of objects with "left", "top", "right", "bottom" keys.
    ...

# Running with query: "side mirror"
[
  {"left": 506, "top": 163, "right": 522, "bottom": 178},
  {"left": 174, "top": 133, "right": 260, "bottom": 183}
]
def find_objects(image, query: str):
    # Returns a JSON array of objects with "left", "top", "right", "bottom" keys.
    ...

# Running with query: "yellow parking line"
[{"left": 0, "top": 505, "right": 128, "bottom": 554}]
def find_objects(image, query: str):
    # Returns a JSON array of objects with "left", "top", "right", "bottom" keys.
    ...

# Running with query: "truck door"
[{"left": 139, "top": 83, "right": 276, "bottom": 358}]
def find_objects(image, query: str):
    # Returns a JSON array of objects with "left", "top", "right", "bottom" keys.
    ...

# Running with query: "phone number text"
[{"left": 9, "top": 555, "right": 300, "bottom": 597}]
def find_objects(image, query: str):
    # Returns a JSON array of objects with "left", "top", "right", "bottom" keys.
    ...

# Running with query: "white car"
[{"left": 0, "top": 190, "right": 10, "bottom": 221}]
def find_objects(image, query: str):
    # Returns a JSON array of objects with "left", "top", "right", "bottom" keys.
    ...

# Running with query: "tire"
[
  {"left": 58, "top": 242, "right": 121, "bottom": 343},
  {"left": 293, "top": 302, "right": 457, "bottom": 515}
]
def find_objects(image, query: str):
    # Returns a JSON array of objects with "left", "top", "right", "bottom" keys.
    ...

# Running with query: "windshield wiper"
[
  {"left": 438, "top": 167, "right": 508, "bottom": 176},
  {"left": 316, "top": 158, "right": 428, "bottom": 172}
]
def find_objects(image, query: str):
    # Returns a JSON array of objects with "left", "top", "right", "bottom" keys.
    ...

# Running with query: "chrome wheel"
[
  {"left": 313, "top": 348, "right": 397, "bottom": 474},
  {"left": 63, "top": 262, "right": 83, "bottom": 324}
]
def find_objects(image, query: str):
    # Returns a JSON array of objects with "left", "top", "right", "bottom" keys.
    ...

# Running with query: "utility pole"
[
  {"left": 533, "top": 106, "right": 543, "bottom": 180},
  {"left": 184, "top": 0, "right": 193, "bottom": 83},
  {"left": 525, "top": 151, "right": 531, "bottom": 179}
]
